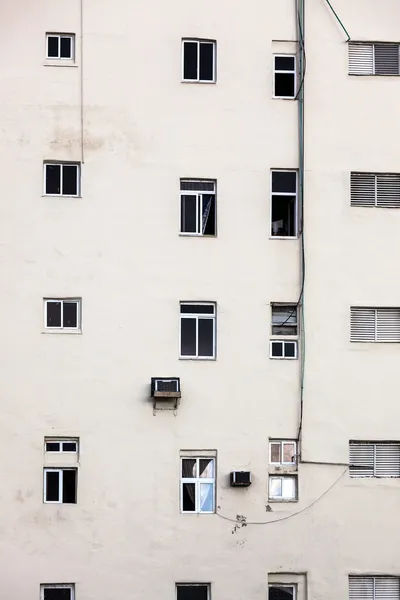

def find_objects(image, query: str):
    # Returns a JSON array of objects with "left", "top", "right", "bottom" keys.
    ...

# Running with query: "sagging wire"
[{"left": 216, "top": 467, "right": 348, "bottom": 526}]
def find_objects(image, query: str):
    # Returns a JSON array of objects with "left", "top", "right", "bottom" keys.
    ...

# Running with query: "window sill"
[
  {"left": 179, "top": 233, "right": 217, "bottom": 238},
  {"left": 42, "top": 329, "right": 82, "bottom": 335},
  {"left": 268, "top": 498, "right": 298, "bottom": 503},
  {"left": 42, "top": 195, "right": 82, "bottom": 199},
  {"left": 179, "top": 356, "right": 216, "bottom": 361},
  {"left": 43, "top": 62, "right": 78, "bottom": 68},
  {"left": 269, "top": 356, "right": 298, "bottom": 360},
  {"left": 269, "top": 236, "right": 298, "bottom": 240},
  {"left": 272, "top": 96, "right": 296, "bottom": 100},
  {"left": 180, "top": 511, "right": 216, "bottom": 515},
  {"left": 181, "top": 79, "right": 216, "bottom": 84}
]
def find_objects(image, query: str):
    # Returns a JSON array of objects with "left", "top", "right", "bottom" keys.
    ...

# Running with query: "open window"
[
  {"left": 271, "top": 171, "right": 297, "bottom": 237},
  {"left": 180, "top": 180, "right": 216, "bottom": 236}
]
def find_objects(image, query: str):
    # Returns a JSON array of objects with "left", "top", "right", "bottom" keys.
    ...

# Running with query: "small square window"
[
  {"left": 270, "top": 340, "right": 297, "bottom": 359},
  {"left": 177, "top": 584, "right": 210, "bottom": 600},
  {"left": 274, "top": 55, "right": 296, "bottom": 98},
  {"left": 269, "top": 440, "right": 297, "bottom": 465},
  {"left": 44, "top": 162, "right": 80, "bottom": 197},
  {"left": 269, "top": 475, "right": 297, "bottom": 501},
  {"left": 44, "top": 298, "right": 81, "bottom": 332},
  {"left": 46, "top": 34, "right": 75, "bottom": 60},
  {"left": 182, "top": 39, "right": 216, "bottom": 82},
  {"left": 44, "top": 469, "right": 77, "bottom": 503},
  {"left": 41, "top": 584, "right": 75, "bottom": 600}
]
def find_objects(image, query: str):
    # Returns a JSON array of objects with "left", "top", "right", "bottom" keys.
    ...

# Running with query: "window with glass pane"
[
  {"left": 180, "top": 180, "right": 216, "bottom": 236},
  {"left": 44, "top": 162, "right": 80, "bottom": 196},
  {"left": 182, "top": 39, "right": 215, "bottom": 82},
  {"left": 180, "top": 303, "right": 216, "bottom": 358},
  {"left": 269, "top": 441, "right": 297, "bottom": 465},
  {"left": 45, "top": 439, "right": 78, "bottom": 453},
  {"left": 181, "top": 457, "right": 215, "bottom": 513},
  {"left": 272, "top": 304, "right": 297, "bottom": 335},
  {"left": 269, "top": 475, "right": 297, "bottom": 501},
  {"left": 271, "top": 171, "right": 297, "bottom": 237},
  {"left": 46, "top": 34, "right": 74, "bottom": 60},
  {"left": 41, "top": 584, "right": 75, "bottom": 600},
  {"left": 274, "top": 55, "right": 296, "bottom": 98},
  {"left": 44, "top": 299, "right": 81, "bottom": 331}
]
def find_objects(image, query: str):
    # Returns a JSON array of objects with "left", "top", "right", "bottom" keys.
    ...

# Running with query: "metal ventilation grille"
[
  {"left": 375, "top": 44, "right": 400, "bottom": 75},
  {"left": 349, "top": 443, "right": 400, "bottom": 477},
  {"left": 349, "top": 577, "right": 400, "bottom": 600},
  {"left": 156, "top": 379, "right": 179, "bottom": 392},
  {"left": 349, "top": 43, "right": 373, "bottom": 74},
  {"left": 350, "top": 308, "right": 400, "bottom": 342},
  {"left": 351, "top": 173, "right": 400, "bottom": 208}
]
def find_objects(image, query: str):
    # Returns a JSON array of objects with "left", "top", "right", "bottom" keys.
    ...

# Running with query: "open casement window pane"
[
  {"left": 269, "top": 586, "right": 296, "bottom": 600},
  {"left": 42, "top": 587, "right": 74, "bottom": 600},
  {"left": 199, "top": 42, "right": 214, "bottom": 81},
  {"left": 348, "top": 43, "right": 374, "bottom": 75},
  {"left": 177, "top": 585, "right": 209, "bottom": 600},
  {"left": 271, "top": 196, "right": 296, "bottom": 236},
  {"left": 183, "top": 41, "right": 198, "bottom": 80},
  {"left": 349, "top": 577, "right": 400, "bottom": 600},
  {"left": 45, "top": 164, "right": 61, "bottom": 195},
  {"left": 46, "top": 301, "right": 62, "bottom": 327},
  {"left": 62, "top": 470, "right": 77, "bottom": 503},
  {"left": 180, "top": 181, "right": 216, "bottom": 235},
  {"left": 272, "top": 305, "right": 297, "bottom": 335},
  {"left": 201, "top": 194, "right": 216, "bottom": 235},
  {"left": 374, "top": 44, "right": 400, "bottom": 75}
]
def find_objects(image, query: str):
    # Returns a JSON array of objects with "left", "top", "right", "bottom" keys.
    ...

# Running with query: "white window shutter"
[
  {"left": 349, "top": 43, "right": 374, "bottom": 75},
  {"left": 376, "top": 175, "right": 400, "bottom": 208},
  {"left": 349, "top": 443, "right": 374, "bottom": 477},
  {"left": 376, "top": 308, "right": 400, "bottom": 342},
  {"left": 350, "top": 308, "right": 376, "bottom": 342},
  {"left": 350, "top": 173, "right": 376, "bottom": 206},
  {"left": 375, "top": 578, "right": 400, "bottom": 600},
  {"left": 375, "top": 444, "right": 400, "bottom": 477},
  {"left": 349, "top": 577, "right": 374, "bottom": 600}
]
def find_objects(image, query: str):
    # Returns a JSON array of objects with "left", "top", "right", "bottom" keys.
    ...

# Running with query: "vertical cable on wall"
[{"left": 80, "top": 0, "right": 84, "bottom": 164}]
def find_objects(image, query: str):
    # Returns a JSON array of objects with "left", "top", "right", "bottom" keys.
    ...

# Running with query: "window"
[
  {"left": 270, "top": 440, "right": 297, "bottom": 465},
  {"left": 40, "top": 584, "right": 75, "bottom": 600},
  {"left": 274, "top": 55, "right": 296, "bottom": 98},
  {"left": 349, "top": 577, "right": 400, "bottom": 600},
  {"left": 271, "top": 171, "right": 297, "bottom": 237},
  {"left": 45, "top": 439, "right": 78, "bottom": 453},
  {"left": 351, "top": 172, "right": 400, "bottom": 208},
  {"left": 182, "top": 39, "right": 215, "bottom": 82},
  {"left": 46, "top": 34, "right": 75, "bottom": 60},
  {"left": 270, "top": 304, "right": 298, "bottom": 359},
  {"left": 177, "top": 584, "right": 210, "bottom": 600},
  {"left": 269, "top": 475, "right": 297, "bottom": 501},
  {"left": 180, "top": 180, "right": 216, "bottom": 236},
  {"left": 270, "top": 340, "right": 297, "bottom": 359},
  {"left": 269, "top": 585, "right": 296, "bottom": 600},
  {"left": 44, "top": 299, "right": 81, "bottom": 331},
  {"left": 181, "top": 457, "right": 215, "bottom": 513},
  {"left": 349, "top": 442, "right": 400, "bottom": 478},
  {"left": 43, "top": 469, "right": 77, "bottom": 503},
  {"left": 350, "top": 307, "right": 400, "bottom": 342},
  {"left": 180, "top": 303, "right": 216, "bottom": 359},
  {"left": 44, "top": 162, "right": 80, "bottom": 196},
  {"left": 349, "top": 42, "right": 400, "bottom": 75}
]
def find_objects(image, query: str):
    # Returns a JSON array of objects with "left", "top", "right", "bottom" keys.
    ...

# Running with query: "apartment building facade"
[{"left": 1, "top": 0, "right": 400, "bottom": 598}]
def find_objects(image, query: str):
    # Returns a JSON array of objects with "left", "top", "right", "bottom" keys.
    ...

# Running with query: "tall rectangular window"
[
  {"left": 349, "top": 441, "right": 400, "bottom": 478},
  {"left": 270, "top": 303, "right": 298, "bottom": 359},
  {"left": 44, "top": 298, "right": 81, "bottom": 331},
  {"left": 349, "top": 42, "right": 400, "bottom": 75},
  {"left": 271, "top": 171, "right": 297, "bottom": 237},
  {"left": 350, "top": 307, "right": 400, "bottom": 342},
  {"left": 44, "top": 162, "right": 80, "bottom": 196},
  {"left": 350, "top": 172, "right": 400, "bottom": 208},
  {"left": 43, "top": 469, "right": 77, "bottom": 503},
  {"left": 180, "top": 180, "right": 216, "bottom": 236},
  {"left": 46, "top": 34, "right": 75, "bottom": 60},
  {"left": 40, "top": 584, "right": 75, "bottom": 600},
  {"left": 273, "top": 55, "right": 296, "bottom": 98},
  {"left": 177, "top": 584, "right": 210, "bottom": 600},
  {"left": 180, "top": 303, "right": 216, "bottom": 359},
  {"left": 181, "top": 457, "right": 215, "bottom": 513},
  {"left": 349, "top": 577, "right": 400, "bottom": 600},
  {"left": 182, "top": 39, "right": 216, "bottom": 82}
]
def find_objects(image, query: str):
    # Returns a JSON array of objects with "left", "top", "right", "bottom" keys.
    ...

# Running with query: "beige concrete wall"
[{"left": 1, "top": 0, "right": 400, "bottom": 599}]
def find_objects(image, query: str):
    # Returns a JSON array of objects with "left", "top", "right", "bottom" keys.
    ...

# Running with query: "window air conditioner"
[
  {"left": 151, "top": 377, "right": 181, "bottom": 399},
  {"left": 230, "top": 471, "right": 252, "bottom": 487}
]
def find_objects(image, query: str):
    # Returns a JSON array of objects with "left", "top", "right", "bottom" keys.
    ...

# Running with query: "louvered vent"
[
  {"left": 349, "top": 577, "right": 400, "bottom": 600},
  {"left": 349, "top": 442, "right": 400, "bottom": 477},
  {"left": 351, "top": 173, "right": 400, "bottom": 207},
  {"left": 350, "top": 308, "right": 400, "bottom": 342},
  {"left": 374, "top": 44, "right": 400, "bottom": 75},
  {"left": 349, "top": 43, "right": 373, "bottom": 75}
]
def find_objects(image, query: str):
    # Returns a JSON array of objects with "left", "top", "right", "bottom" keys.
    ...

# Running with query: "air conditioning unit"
[
  {"left": 151, "top": 377, "right": 181, "bottom": 399},
  {"left": 230, "top": 471, "right": 252, "bottom": 487}
]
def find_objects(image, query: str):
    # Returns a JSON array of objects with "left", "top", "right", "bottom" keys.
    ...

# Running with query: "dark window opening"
[
  {"left": 63, "top": 302, "right": 78, "bottom": 328},
  {"left": 199, "top": 43, "right": 214, "bottom": 81},
  {"left": 201, "top": 195, "right": 215, "bottom": 235},
  {"left": 182, "top": 483, "right": 196, "bottom": 511},
  {"left": 181, "top": 195, "right": 197, "bottom": 233},
  {"left": 46, "top": 442, "right": 60, "bottom": 452},
  {"left": 272, "top": 171, "right": 297, "bottom": 193},
  {"left": 60, "top": 37, "right": 72, "bottom": 58},
  {"left": 285, "top": 342, "right": 296, "bottom": 358},
  {"left": 62, "top": 470, "right": 77, "bottom": 504},
  {"left": 181, "top": 318, "right": 197, "bottom": 356},
  {"left": 198, "top": 318, "right": 214, "bottom": 357},
  {"left": 269, "top": 586, "right": 295, "bottom": 600},
  {"left": 62, "top": 165, "right": 78, "bottom": 195},
  {"left": 181, "top": 305, "right": 214, "bottom": 314},
  {"left": 45, "top": 165, "right": 61, "bottom": 195},
  {"left": 177, "top": 585, "right": 209, "bottom": 600},
  {"left": 275, "top": 56, "right": 295, "bottom": 71},
  {"left": 46, "top": 302, "right": 62, "bottom": 327},
  {"left": 45, "top": 471, "right": 60, "bottom": 502},
  {"left": 47, "top": 36, "right": 59, "bottom": 58},
  {"left": 275, "top": 73, "right": 295, "bottom": 97},
  {"left": 183, "top": 41, "right": 198, "bottom": 80},
  {"left": 43, "top": 588, "right": 72, "bottom": 600},
  {"left": 271, "top": 342, "right": 283, "bottom": 357},
  {"left": 63, "top": 442, "right": 77, "bottom": 452},
  {"left": 271, "top": 195, "right": 296, "bottom": 236}
]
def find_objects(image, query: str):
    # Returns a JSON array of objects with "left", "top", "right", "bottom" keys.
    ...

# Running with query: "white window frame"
[
  {"left": 43, "top": 162, "right": 81, "bottom": 197},
  {"left": 45, "top": 33, "right": 75, "bottom": 60},
  {"left": 176, "top": 584, "right": 211, "bottom": 600},
  {"left": 269, "top": 440, "right": 298, "bottom": 466},
  {"left": 180, "top": 180, "right": 216, "bottom": 236},
  {"left": 181, "top": 39, "right": 216, "bottom": 83},
  {"left": 268, "top": 475, "right": 297, "bottom": 501},
  {"left": 40, "top": 584, "right": 75, "bottom": 600},
  {"left": 269, "top": 584, "right": 297, "bottom": 600},
  {"left": 179, "top": 303, "right": 216, "bottom": 359},
  {"left": 270, "top": 170, "right": 298, "bottom": 239},
  {"left": 269, "top": 340, "right": 298, "bottom": 359},
  {"left": 180, "top": 457, "right": 216, "bottom": 514},
  {"left": 43, "top": 298, "right": 81, "bottom": 331},
  {"left": 45, "top": 439, "right": 78, "bottom": 453},
  {"left": 43, "top": 468, "right": 77, "bottom": 504},
  {"left": 273, "top": 55, "right": 297, "bottom": 99}
]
